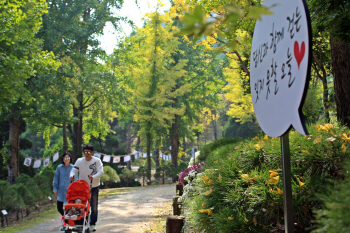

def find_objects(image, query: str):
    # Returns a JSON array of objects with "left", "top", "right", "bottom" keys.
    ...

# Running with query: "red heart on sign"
[{"left": 294, "top": 41, "right": 305, "bottom": 69}]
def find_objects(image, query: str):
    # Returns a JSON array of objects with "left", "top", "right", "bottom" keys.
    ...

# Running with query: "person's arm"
[
  {"left": 53, "top": 166, "right": 60, "bottom": 195},
  {"left": 92, "top": 158, "right": 104, "bottom": 179},
  {"left": 70, "top": 159, "right": 79, "bottom": 180}
]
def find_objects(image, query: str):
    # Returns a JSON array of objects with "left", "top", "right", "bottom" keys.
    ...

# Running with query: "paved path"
[{"left": 16, "top": 185, "right": 175, "bottom": 233}]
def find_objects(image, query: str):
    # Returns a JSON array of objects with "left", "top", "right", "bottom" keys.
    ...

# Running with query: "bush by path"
[{"left": 180, "top": 123, "right": 350, "bottom": 232}]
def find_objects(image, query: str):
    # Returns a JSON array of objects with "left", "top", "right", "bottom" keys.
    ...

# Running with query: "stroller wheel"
[{"left": 85, "top": 228, "right": 90, "bottom": 233}]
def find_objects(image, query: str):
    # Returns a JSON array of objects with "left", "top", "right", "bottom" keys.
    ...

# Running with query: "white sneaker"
[{"left": 90, "top": 225, "right": 96, "bottom": 232}]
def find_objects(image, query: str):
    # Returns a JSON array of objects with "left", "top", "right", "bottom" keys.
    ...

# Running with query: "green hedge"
[{"left": 197, "top": 137, "right": 243, "bottom": 162}]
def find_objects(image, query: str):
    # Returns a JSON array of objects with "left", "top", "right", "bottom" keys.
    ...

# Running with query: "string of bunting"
[
  {"left": 22, "top": 149, "right": 172, "bottom": 168},
  {"left": 94, "top": 150, "right": 172, "bottom": 164},
  {"left": 23, "top": 151, "right": 59, "bottom": 169}
]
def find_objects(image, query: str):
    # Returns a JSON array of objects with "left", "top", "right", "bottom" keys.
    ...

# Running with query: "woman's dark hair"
[
  {"left": 61, "top": 152, "right": 74, "bottom": 164},
  {"left": 83, "top": 144, "right": 94, "bottom": 152}
]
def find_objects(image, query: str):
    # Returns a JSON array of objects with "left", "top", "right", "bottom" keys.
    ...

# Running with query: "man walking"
[{"left": 70, "top": 144, "right": 103, "bottom": 232}]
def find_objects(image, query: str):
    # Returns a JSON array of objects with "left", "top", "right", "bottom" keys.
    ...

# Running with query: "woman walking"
[{"left": 53, "top": 152, "right": 77, "bottom": 216}]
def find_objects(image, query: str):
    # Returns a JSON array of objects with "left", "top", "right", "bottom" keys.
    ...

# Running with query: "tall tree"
[
  {"left": 308, "top": 0, "right": 350, "bottom": 125},
  {"left": 0, "top": 0, "right": 59, "bottom": 184},
  {"left": 115, "top": 10, "right": 189, "bottom": 183},
  {"left": 37, "top": 0, "right": 126, "bottom": 159}
]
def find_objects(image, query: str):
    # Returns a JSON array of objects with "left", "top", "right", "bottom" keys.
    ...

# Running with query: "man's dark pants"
[{"left": 90, "top": 187, "right": 99, "bottom": 225}]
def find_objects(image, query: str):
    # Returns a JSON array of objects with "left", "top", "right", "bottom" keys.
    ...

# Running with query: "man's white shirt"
[{"left": 70, "top": 156, "right": 104, "bottom": 188}]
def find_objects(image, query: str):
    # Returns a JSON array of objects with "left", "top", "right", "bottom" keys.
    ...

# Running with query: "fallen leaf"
[
  {"left": 277, "top": 187, "right": 283, "bottom": 196},
  {"left": 264, "top": 135, "right": 269, "bottom": 141},
  {"left": 254, "top": 144, "right": 262, "bottom": 151},
  {"left": 314, "top": 136, "right": 322, "bottom": 144},
  {"left": 342, "top": 143, "right": 347, "bottom": 153},
  {"left": 269, "top": 170, "right": 279, "bottom": 178},
  {"left": 268, "top": 176, "right": 279, "bottom": 185},
  {"left": 201, "top": 175, "right": 209, "bottom": 184},
  {"left": 253, "top": 217, "right": 257, "bottom": 226},
  {"left": 297, "top": 178, "right": 305, "bottom": 187},
  {"left": 204, "top": 189, "right": 213, "bottom": 195}
]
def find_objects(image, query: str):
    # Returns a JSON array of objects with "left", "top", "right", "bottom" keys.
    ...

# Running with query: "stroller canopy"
[{"left": 66, "top": 180, "right": 91, "bottom": 202}]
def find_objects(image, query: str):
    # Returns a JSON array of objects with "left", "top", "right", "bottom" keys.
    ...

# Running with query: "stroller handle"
[{"left": 70, "top": 176, "right": 93, "bottom": 188}]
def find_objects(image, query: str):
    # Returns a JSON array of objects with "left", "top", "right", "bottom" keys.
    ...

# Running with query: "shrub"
[
  {"left": 100, "top": 165, "right": 120, "bottom": 188},
  {"left": 137, "top": 166, "right": 150, "bottom": 186},
  {"left": 312, "top": 162, "right": 350, "bottom": 233},
  {"left": 114, "top": 148, "right": 126, "bottom": 155},
  {"left": 181, "top": 123, "right": 350, "bottom": 232},
  {"left": 143, "top": 157, "right": 156, "bottom": 168},
  {"left": 197, "top": 137, "right": 242, "bottom": 162},
  {"left": 119, "top": 168, "right": 136, "bottom": 187},
  {"left": 4, "top": 185, "right": 24, "bottom": 220}
]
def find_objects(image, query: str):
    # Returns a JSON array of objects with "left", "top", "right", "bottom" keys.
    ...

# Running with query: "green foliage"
[
  {"left": 137, "top": 166, "right": 151, "bottom": 186},
  {"left": 0, "top": 180, "right": 8, "bottom": 209},
  {"left": 114, "top": 149, "right": 127, "bottom": 156},
  {"left": 143, "top": 157, "right": 156, "bottom": 168},
  {"left": 197, "top": 137, "right": 242, "bottom": 162},
  {"left": 302, "top": 80, "right": 324, "bottom": 124},
  {"left": 119, "top": 168, "right": 136, "bottom": 187},
  {"left": 0, "top": 0, "right": 59, "bottom": 110},
  {"left": 308, "top": 0, "right": 350, "bottom": 42},
  {"left": 16, "top": 183, "right": 35, "bottom": 208},
  {"left": 178, "top": 2, "right": 272, "bottom": 49},
  {"left": 154, "top": 160, "right": 176, "bottom": 184},
  {"left": 16, "top": 173, "right": 45, "bottom": 203},
  {"left": 4, "top": 185, "right": 24, "bottom": 212},
  {"left": 313, "top": 162, "right": 350, "bottom": 233},
  {"left": 222, "top": 118, "right": 261, "bottom": 139},
  {"left": 100, "top": 165, "right": 120, "bottom": 188},
  {"left": 181, "top": 122, "right": 350, "bottom": 232},
  {"left": 33, "top": 166, "right": 55, "bottom": 197}
]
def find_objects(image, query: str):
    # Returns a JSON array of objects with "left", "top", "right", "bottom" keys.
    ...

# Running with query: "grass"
[
  {"left": 0, "top": 186, "right": 141, "bottom": 232},
  {"left": 0, "top": 206, "right": 59, "bottom": 233}
]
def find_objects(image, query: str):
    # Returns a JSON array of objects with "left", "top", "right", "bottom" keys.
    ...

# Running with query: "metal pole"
[{"left": 280, "top": 132, "right": 294, "bottom": 232}]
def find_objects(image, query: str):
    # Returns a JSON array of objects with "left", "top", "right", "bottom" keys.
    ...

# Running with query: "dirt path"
[{"left": 16, "top": 185, "right": 175, "bottom": 233}]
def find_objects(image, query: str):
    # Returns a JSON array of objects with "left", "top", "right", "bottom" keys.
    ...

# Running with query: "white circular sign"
[{"left": 250, "top": 0, "right": 311, "bottom": 137}]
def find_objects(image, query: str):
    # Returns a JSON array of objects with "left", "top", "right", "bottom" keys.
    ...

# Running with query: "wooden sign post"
[{"left": 250, "top": 0, "right": 312, "bottom": 232}]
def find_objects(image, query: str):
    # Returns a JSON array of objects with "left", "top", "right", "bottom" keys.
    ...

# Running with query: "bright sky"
[{"left": 98, "top": 0, "right": 171, "bottom": 54}]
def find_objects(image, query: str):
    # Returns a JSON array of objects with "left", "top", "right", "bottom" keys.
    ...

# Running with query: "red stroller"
[{"left": 60, "top": 180, "right": 91, "bottom": 233}]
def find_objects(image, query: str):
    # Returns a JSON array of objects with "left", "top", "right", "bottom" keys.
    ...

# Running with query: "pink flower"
[{"left": 178, "top": 163, "right": 205, "bottom": 184}]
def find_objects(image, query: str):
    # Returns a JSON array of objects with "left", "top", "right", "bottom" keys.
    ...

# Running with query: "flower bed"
[{"left": 179, "top": 123, "right": 350, "bottom": 232}]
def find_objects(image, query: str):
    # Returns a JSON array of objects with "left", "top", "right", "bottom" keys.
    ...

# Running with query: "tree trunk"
[
  {"left": 154, "top": 141, "right": 160, "bottom": 168},
  {"left": 146, "top": 123, "right": 152, "bottom": 185},
  {"left": 8, "top": 109, "right": 21, "bottom": 185},
  {"left": 126, "top": 123, "right": 132, "bottom": 154},
  {"left": 63, "top": 122, "right": 68, "bottom": 152},
  {"left": 211, "top": 110, "right": 218, "bottom": 140},
  {"left": 182, "top": 137, "right": 186, "bottom": 153},
  {"left": 331, "top": 38, "right": 350, "bottom": 126},
  {"left": 322, "top": 76, "right": 330, "bottom": 123},
  {"left": 72, "top": 92, "right": 84, "bottom": 160},
  {"left": 98, "top": 135, "right": 103, "bottom": 152},
  {"left": 170, "top": 115, "right": 179, "bottom": 169}
]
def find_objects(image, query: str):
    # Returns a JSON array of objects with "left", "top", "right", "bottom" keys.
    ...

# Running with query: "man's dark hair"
[
  {"left": 62, "top": 152, "right": 74, "bottom": 164},
  {"left": 83, "top": 144, "right": 94, "bottom": 152}
]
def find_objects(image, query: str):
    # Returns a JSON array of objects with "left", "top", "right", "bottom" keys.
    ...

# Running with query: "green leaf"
[
  {"left": 248, "top": 6, "right": 274, "bottom": 21},
  {"left": 180, "top": 5, "right": 205, "bottom": 25}
]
